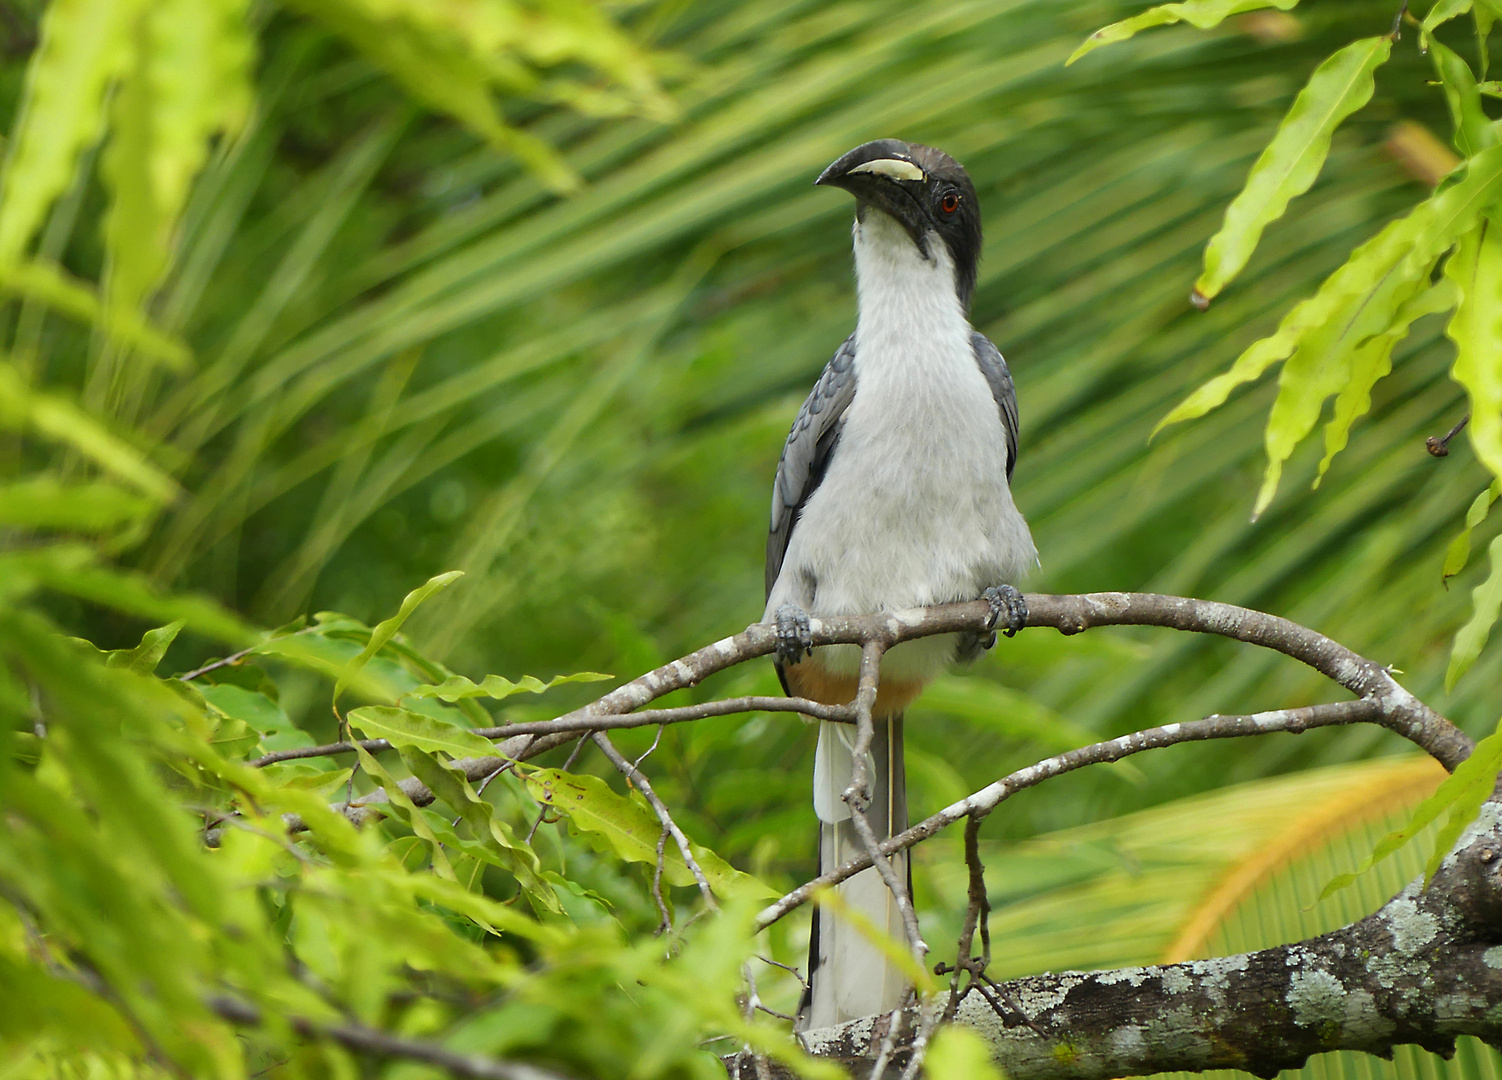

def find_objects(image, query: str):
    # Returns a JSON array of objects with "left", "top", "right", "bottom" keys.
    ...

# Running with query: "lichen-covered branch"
[{"left": 761, "top": 804, "right": 1502, "bottom": 1079}]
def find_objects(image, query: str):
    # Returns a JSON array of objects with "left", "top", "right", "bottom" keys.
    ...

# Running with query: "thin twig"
[
  {"left": 841, "top": 640, "right": 927, "bottom": 965},
  {"left": 652, "top": 824, "right": 673, "bottom": 935},
  {"left": 866, "top": 1006, "right": 904, "bottom": 1080},
  {"left": 526, "top": 736, "right": 587, "bottom": 844},
  {"left": 1427, "top": 412, "right": 1470, "bottom": 457},
  {"left": 946, "top": 816, "right": 989, "bottom": 1020},
  {"left": 757, "top": 698, "right": 1385, "bottom": 931},
  {"left": 208, "top": 996, "right": 576, "bottom": 1080},
  {"left": 251, "top": 695, "right": 850, "bottom": 768},
  {"left": 592, "top": 732, "right": 716, "bottom": 906},
  {"left": 896, "top": 997, "right": 941, "bottom": 1080}
]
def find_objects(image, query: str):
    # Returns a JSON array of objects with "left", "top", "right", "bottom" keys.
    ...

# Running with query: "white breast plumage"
[{"left": 766, "top": 212, "right": 1037, "bottom": 681}]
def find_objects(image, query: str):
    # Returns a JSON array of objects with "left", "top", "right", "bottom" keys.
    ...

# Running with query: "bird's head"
[{"left": 816, "top": 138, "right": 981, "bottom": 309}]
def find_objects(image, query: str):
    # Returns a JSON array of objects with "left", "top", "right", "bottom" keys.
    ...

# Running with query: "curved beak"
[{"left": 816, "top": 139, "right": 930, "bottom": 246}]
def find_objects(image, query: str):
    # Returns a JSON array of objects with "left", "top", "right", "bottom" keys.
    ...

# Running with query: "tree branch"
[
  {"left": 208, "top": 996, "right": 577, "bottom": 1080},
  {"left": 761, "top": 801, "right": 1502, "bottom": 1079},
  {"left": 756, "top": 699, "right": 1389, "bottom": 931}
]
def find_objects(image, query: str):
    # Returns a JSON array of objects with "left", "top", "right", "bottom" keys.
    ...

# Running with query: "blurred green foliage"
[{"left": 9, "top": 0, "right": 1502, "bottom": 1076}]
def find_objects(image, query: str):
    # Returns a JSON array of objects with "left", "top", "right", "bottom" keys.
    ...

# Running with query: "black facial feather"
[{"left": 815, "top": 139, "right": 983, "bottom": 311}]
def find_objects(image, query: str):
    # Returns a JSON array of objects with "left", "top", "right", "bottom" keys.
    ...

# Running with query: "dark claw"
[
  {"left": 983, "top": 585, "right": 1028, "bottom": 639},
  {"left": 774, "top": 603, "right": 814, "bottom": 666}
]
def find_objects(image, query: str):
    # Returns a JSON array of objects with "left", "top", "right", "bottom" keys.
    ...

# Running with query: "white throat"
[{"left": 851, "top": 211, "right": 968, "bottom": 365}]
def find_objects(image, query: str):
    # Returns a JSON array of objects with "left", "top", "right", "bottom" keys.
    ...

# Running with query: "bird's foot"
[
  {"left": 774, "top": 603, "right": 814, "bottom": 667},
  {"left": 983, "top": 585, "right": 1028, "bottom": 640}
]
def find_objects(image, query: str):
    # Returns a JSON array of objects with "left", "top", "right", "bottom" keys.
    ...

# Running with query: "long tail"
[{"left": 798, "top": 714, "right": 909, "bottom": 1030}]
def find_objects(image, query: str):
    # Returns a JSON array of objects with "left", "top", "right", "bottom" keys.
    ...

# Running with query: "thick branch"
[
  {"left": 255, "top": 593, "right": 1469, "bottom": 774},
  {"left": 764, "top": 802, "right": 1502, "bottom": 1079}
]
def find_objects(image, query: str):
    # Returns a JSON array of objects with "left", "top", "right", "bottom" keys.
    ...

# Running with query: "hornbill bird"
[{"left": 763, "top": 140, "right": 1036, "bottom": 1030}]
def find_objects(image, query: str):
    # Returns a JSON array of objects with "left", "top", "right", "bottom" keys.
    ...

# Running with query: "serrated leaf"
[
  {"left": 1321, "top": 719, "right": 1502, "bottom": 898},
  {"left": 1428, "top": 36, "right": 1498, "bottom": 157},
  {"left": 1195, "top": 37, "right": 1390, "bottom": 304},
  {"left": 523, "top": 767, "right": 777, "bottom": 901},
  {"left": 1444, "top": 480, "right": 1502, "bottom": 582},
  {"left": 102, "top": 0, "right": 253, "bottom": 310},
  {"left": 333, "top": 570, "right": 462, "bottom": 707},
  {"left": 1162, "top": 143, "right": 1502, "bottom": 463},
  {"left": 346, "top": 705, "right": 496, "bottom": 759},
  {"left": 1068, "top": 0, "right": 1299, "bottom": 64},
  {"left": 405, "top": 670, "right": 612, "bottom": 702},
  {"left": 1316, "top": 277, "right": 1459, "bottom": 482},
  {"left": 1449, "top": 218, "right": 1502, "bottom": 482},
  {"left": 1448, "top": 533, "right": 1502, "bottom": 688},
  {"left": 0, "top": 0, "right": 142, "bottom": 266}
]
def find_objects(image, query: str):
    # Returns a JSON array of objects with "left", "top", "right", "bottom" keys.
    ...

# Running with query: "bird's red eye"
[{"left": 940, "top": 193, "right": 960, "bottom": 214}]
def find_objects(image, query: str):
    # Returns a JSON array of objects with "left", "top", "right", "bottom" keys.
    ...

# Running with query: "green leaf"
[
  {"left": 332, "top": 570, "right": 463, "bottom": 707},
  {"left": 1195, "top": 37, "right": 1390, "bottom": 305},
  {"left": 0, "top": 477, "right": 155, "bottom": 530},
  {"left": 105, "top": 621, "right": 183, "bottom": 676},
  {"left": 0, "top": 0, "right": 142, "bottom": 266},
  {"left": 1449, "top": 218, "right": 1502, "bottom": 482},
  {"left": 283, "top": 0, "right": 581, "bottom": 191},
  {"left": 0, "top": 261, "right": 190, "bottom": 365},
  {"left": 1162, "top": 143, "right": 1502, "bottom": 458},
  {"left": 523, "top": 767, "right": 777, "bottom": 901},
  {"left": 0, "top": 362, "right": 177, "bottom": 501},
  {"left": 1427, "top": 36, "right": 1498, "bottom": 157},
  {"left": 1444, "top": 479, "right": 1502, "bottom": 582},
  {"left": 102, "top": 0, "right": 253, "bottom": 311},
  {"left": 346, "top": 705, "right": 497, "bottom": 758},
  {"left": 199, "top": 683, "right": 288, "bottom": 736},
  {"left": 1316, "top": 276, "right": 1459, "bottom": 482},
  {"left": 1069, "top": 0, "right": 1299, "bottom": 64},
  {"left": 399, "top": 748, "right": 562, "bottom": 913},
  {"left": 1322, "top": 719, "right": 1502, "bottom": 898},
  {"left": 1448, "top": 533, "right": 1502, "bottom": 688},
  {"left": 405, "top": 671, "right": 612, "bottom": 702},
  {"left": 0, "top": 544, "right": 255, "bottom": 644},
  {"left": 1425, "top": 0, "right": 1474, "bottom": 31},
  {"left": 353, "top": 742, "right": 456, "bottom": 881}
]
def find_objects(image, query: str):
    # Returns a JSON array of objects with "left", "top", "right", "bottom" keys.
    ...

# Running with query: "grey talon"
[
  {"left": 774, "top": 603, "right": 814, "bottom": 666},
  {"left": 983, "top": 584, "right": 1028, "bottom": 638}
]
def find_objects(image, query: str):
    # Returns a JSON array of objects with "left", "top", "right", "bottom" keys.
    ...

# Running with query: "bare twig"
[
  {"left": 208, "top": 996, "right": 575, "bottom": 1080},
  {"left": 592, "top": 732, "right": 716, "bottom": 907},
  {"left": 652, "top": 824, "right": 673, "bottom": 935},
  {"left": 946, "top": 817, "right": 990, "bottom": 1020},
  {"left": 756, "top": 698, "right": 1386, "bottom": 931},
  {"left": 866, "top": 1007, "right": 903, "bottom": 1080},
  {"left": 1427, "top": 412, "right": 1470, "bottom": 457},
  {"left": 897, "top": 997, "right": 941, "bottom": 1080},
  {"left": 841, "top": 640, "right": 927, "bottom": 965},
  {"left": 251, "top": 696, "right": 850, "bottom": 768}
]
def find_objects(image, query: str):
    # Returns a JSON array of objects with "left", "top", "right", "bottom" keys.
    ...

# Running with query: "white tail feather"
[{"left": 802, "top": 717, "right": 909, "bottom": 1030}]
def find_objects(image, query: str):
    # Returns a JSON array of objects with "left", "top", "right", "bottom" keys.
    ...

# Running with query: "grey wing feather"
[
  {"left": 765, "top": 335, "right": 858, "bottom": 599},
  {"left": 971, "top": 331, "right": 1019, "bottom": 480}
]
